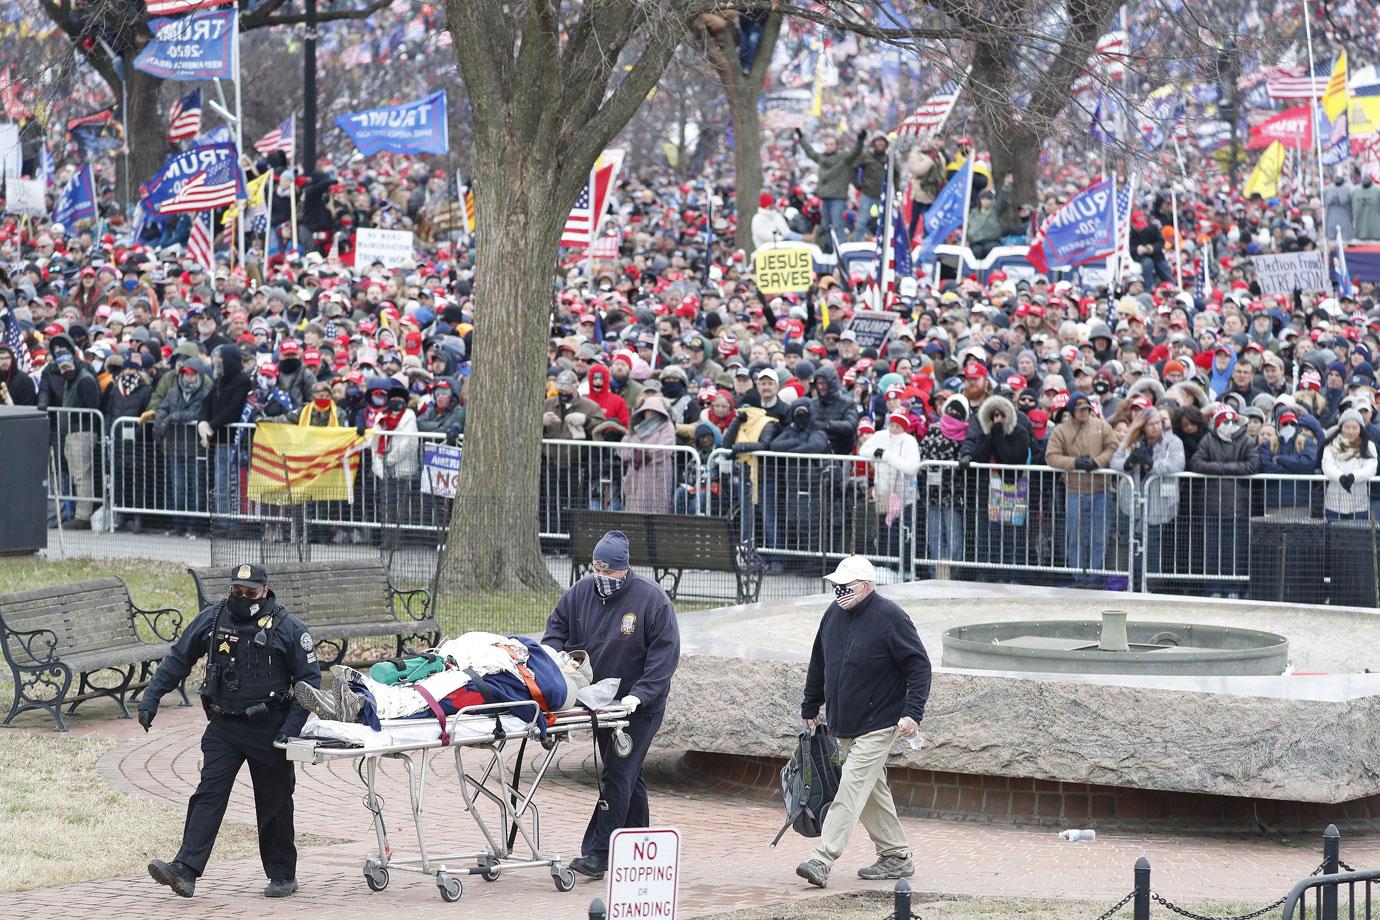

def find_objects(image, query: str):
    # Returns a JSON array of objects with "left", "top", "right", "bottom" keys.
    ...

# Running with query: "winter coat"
[
  {"left": 0, "top": 344, "right": 36, "bottom": 405},
  {"left": 1324, "top": 183, "right": 1354, "bottom": 242},
  {"left": 1258, "top": 425, "right": 1320, "bottom": 509},
  {"left": 965, "top": 203, "right": 1003, "bottom": 247},
  {"left": 850, "top": 142, "right": 892, "bottom": 199},
  {"left": 802, "top": 134, "right": 864, "bottom": 200},
  {"left": 961, "top": 396, "right": 1031, "bottom": 466},
  {"left": 906, "top": 147, "right": 947, "bottom": 206},
  {"left": 1189, "top": 429, "right": 1260, "bottom": 519},
  {"left": 274, "top": 360, "right": 315, "bottom": 411},
  {"left": 147, "top": 342, "right": 202, "bottom": 412},
  {"left": 543, "top": 393, "right": 606, "bottom": 447},
  {"left": 1321, "top": 439, "right": 1377, "bottom": 515},
  {"left": 201, "top": 345, "right": 252, "bottom": 446},
  {"left": 37, "top": 362, "right": 100, "bottom": 412},
  {"left": 769, "top": 401, "right": 831, "bottom": 455},
  {"left": 102, "top": 374, "right": 153, "bottom": 428},
  {"left": 369, "top": 410, "right": 420, "bottom": 479},
  {"left": 586, "top": 364, "right": 631, "bottom": 432},
  {"left": 1351, "top": 182, "right": 1380, "bottom": 241},
  {"left": 1045, "top": 413, "right": 1119, "bottom": 493},
  {"left": 416, "top": 383, "right": 466, "bottom": 440},
  {"left": 917, "top": 424, "right": 965, "bottom": 506},
  {"left": 1110, "top": 431, "right": 1185, "bottom": 524},
  {"left": 809, "top": 366, "right": 860, "bottom": 454},
  {"left": 859, "top": 429, "right": 921, "bottom": 507},
  {"left": 751, "top": 208, "right": 792, "bottom": 250},
  {"left": 154, "top": 361, "right": 211, "bottom": 455},
  {"left": 619, "top": 396, "right": 676, "bottom": 514}
]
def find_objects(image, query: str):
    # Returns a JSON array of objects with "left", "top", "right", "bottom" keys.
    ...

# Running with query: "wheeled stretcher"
[{"left": 276, "top": 700, "right": 632, "bottom": 902}]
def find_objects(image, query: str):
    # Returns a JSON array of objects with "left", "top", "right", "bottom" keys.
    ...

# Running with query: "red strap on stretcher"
[
  {"left": 414, "top": 685, "right": 449, "bottom": 746},
  {"left": 507, "top": 651, "right": 556, "bottom": 727}
]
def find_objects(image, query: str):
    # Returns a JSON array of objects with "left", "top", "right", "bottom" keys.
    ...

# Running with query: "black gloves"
[
  {"left": 138, "top": 709, "right": 155, "bottom": 732},
  {"left": 872, "top": 447, "right": 885, "bottom": 459},
  {"left": 274, "top": 733, "right": 290, "bottom": 746},
  {"left": 1340, "top": 473, "right": 1355, "bottom": 492},
  {"left": 857, "top": 128, "right": 867, "bottom": 143},
  {"left": 355, "top": 421, "right": 366, "bottom": 437},
  {"left": 957, "top": 457, "right": 971, "bottom": 472},
  {"left": 1074, "top": 455, "right": 1098, "bottom": 472},
  {"left": 736, "top": 410, "right": 749, "bottom": 423}
]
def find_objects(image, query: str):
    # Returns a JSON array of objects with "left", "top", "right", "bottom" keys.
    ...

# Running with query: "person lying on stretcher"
[{"left": 293, "top": 632, "right": 593, "bottom": 726}]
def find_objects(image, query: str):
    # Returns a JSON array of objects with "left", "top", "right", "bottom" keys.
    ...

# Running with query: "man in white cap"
[{"left": 796, "top": 555, "right": 932, "bottom": 889}]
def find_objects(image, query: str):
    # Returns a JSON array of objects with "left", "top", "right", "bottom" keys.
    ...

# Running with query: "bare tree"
[{"left": 37, "top": 0, "right": 389, "bottom": 201}]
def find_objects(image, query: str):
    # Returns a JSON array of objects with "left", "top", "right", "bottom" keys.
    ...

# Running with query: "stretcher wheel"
[
  {"left": 437, "top": 873, "right": 463, "bottom": 902},
  {"left": 613, "top": 729, "right": 633, "bottom": 758},
  {"left": 480, "top": 863, "right": 500, "bottom": 882},
  {"left": 552, "top": 867, "right": 576, "bottom": 892},
  {"left": 364, "top": 866, "right": 389, "bottom": 892}
]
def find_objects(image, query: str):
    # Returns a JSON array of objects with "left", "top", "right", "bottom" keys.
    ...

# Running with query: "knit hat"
[
  {"left": 1339, "top": 409, "right": 1367, "bottom": 430},
  {"left": 1163, "top": 359, "right": 1186, "bottom": 377},
  {"left": 758, "top": 192, "right": 774, "bottom": 209},
  {"left": 885, "top": 411, "right": 911, "bottom": 432},
  {"left": 593, "top": 530, "right": 631, "bottom": 569}
]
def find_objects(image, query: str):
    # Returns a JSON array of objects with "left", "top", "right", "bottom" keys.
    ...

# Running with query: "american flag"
[
  {"left": 188, "top": 211, "right": 215, "bottom": 272},
  {"left": 1266, "top": 61, "right": 1331, "bottom": 101},
  {"left": 167, "top": 89, "right": 202, "bottom": 145},
  {"left": 872, "top": 168, "right": 912, "bottom": 307},
  {"left": 560, "top": 149, "right": 625, "bottom": 248},
  {"left": 146, "top": 0, "right": 234, "bottom": 15},
  {"left": 1072, "top": 30, "right": 1129, "bottom": 97},
  {"left": 254, "top": 114, "right": 295, "bottom": 160},
  {"left": 896, "top": 81, "right": 962, "bottom": 137},
  {"left": 161, "top": 157, "right": 240, "bottom": 213},
  {"left": 3, "top": 312, "right": 31, "bottom": 374}
]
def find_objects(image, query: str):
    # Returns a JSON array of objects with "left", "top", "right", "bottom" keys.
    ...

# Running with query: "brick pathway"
[{"left": 10, "top": 704, "right": 1380, "bottom": 919}]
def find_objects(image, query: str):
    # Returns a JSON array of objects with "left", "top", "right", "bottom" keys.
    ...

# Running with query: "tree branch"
[{"left": 249, "top": 0, "right": 391, "bottom": 28}]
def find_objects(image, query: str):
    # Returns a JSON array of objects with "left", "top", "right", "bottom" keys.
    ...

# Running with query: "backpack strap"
[
  {"left": 770, "top": 731, "right": 812, "bottom": 848},
  {"left": 413, "top": 684, "right": 449, "bottom": 747}
]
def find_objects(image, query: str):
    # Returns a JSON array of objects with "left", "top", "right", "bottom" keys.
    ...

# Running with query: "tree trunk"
[
  {"left": 441, "top": 142, "right": 564, "bottom": 594},
  {"left": 990, "top": 126, "right": 1040, "bottom": 218},
  {"left": 731, "top": 95, "right": 763, "bottom": 252},
  {"left": 123, "top": 62, "right": 167, "bottom": 207}
]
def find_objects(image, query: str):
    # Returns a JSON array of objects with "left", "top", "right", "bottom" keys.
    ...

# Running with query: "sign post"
[{"left": 606, "top": 828, "right": 680, "bottom": 920}]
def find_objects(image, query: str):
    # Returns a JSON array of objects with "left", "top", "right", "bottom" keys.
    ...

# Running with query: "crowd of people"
[{"left": 1, "top": 2, "right": 1377, "bottom": 600}]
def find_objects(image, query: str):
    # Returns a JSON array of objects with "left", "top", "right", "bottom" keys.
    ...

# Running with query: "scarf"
[
  {"left": 939, "top": 414, "right": 968, "bottom": 441},
  {"left": 1334, "top": 438, "right": 1361, "bottom": 462},
  {"left": 593, "top": 572, "right": 627, "bottom": 598},
  {"left": 372, "top": 408, "right": 405, "bottom": 453}
]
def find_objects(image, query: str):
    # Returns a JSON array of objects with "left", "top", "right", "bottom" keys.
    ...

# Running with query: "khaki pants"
[
  {"left": 812, "top": 725, "right": 909, "bottom": 866},
  {"left": 63, "top": 430, "right": 96, "bottom": 522}
]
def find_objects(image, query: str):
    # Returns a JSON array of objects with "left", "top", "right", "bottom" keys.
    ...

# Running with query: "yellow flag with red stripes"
[{"left": 247, "top": 424, "right": 365, "bottom": 504}]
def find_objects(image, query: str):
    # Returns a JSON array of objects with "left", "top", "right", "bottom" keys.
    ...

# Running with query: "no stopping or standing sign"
[{"left": 606, "top": 827, "right": 681, "bottom": 920}]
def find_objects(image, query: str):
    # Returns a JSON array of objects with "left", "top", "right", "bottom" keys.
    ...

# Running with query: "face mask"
[
  {"left": 122, "top": 279, "right": 138, "bottom": 293},
  {"left": 387, "top": 397, "right": 406, "bottom": 412},
  {"left": 313, "top": 396, "right": 332, "bottom": 410},
  {"left": 1280, "top": 424, "right": 1297, "bottom": 440},
  {"left": 346, "top": 385, "right": 362, "bottom": 401},
  {"left": 559, "top": 391, "right": 574, "bottom": 404},
  {"left": 411, "top": 381, "right": 428, "bottom": 395},
  {"left": 370, "top": 393, "right": 388, "bottom": 408},
  {"left": 226, "top": 593, "right": 263, "bottom": 622},
  {"left": 279, "top": 357, "right": 301, "bottom": 374},
  {"left": 256, "top": 375, "right": 275, "bottom": 390},
  {"left": 834, "top": 581, "right": 866, "bottom": 609},
  {"left": 593, "top": 571, "right": 627, "bottom": 598},
  {"left": 663, "top": 379, "right": 686, "bottom": 399},
  {"left": 1093, "top": 381, "right": 1110, "bottom": 394},
  {"left": 792, "top": 410, "right": 810, "bottom": 430},
  {"left": 939, "top": 414, "right": 968, "bottom": 440},
  {"left": 1216, "top": 421, "right": 1240, "bottom": 441}
]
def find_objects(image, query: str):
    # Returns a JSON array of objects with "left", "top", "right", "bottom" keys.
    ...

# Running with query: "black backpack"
[{"left": 771, "top": 724, "right": 842, "bottom": 846}]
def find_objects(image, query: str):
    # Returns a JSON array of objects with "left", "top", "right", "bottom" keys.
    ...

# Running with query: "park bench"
[
  {"left": 0, "top": 577, "right": 187, "bottom": 732},
  {"left": 188, "top": 561, "right": 440, "bottom": 667},
  {"left": 569, "top": 510, "right": 765, "bottom": 606}
]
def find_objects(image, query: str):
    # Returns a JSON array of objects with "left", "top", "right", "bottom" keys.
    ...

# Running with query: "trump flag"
[{"left": 336, "top": 91, "right": 449, "bottom": 156}]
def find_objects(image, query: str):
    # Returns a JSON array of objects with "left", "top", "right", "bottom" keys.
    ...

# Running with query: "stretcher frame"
[{"left": 276, "top": 700, "right": 632, "bottom": 902}]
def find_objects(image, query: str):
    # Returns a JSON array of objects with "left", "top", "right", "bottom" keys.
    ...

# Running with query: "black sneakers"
[{"left": 148, "top": 859, "right": 197, "bottom": 898}]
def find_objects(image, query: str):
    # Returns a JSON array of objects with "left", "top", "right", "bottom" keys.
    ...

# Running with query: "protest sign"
[
  {"left": 355, "top": 228, "right": 416, "bottom": 269},
  {"left": 5, "top": 178, "right": 46, "bottom": 217},
  {"left": 847, "top": 310, "right": 896, "bottom": 351},
  {"left": 420, "top": 443, "right": 462, "bottom": 499},
  {"left": 753, "top": 243, "right": 813, "bottom": 294},
  {"left": 1252, "top": 251, "right": 1327, "bottom": 294}
]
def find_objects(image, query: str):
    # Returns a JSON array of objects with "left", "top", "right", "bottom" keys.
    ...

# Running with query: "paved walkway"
[{"left": 10, "top": 704, "right": 1379, "bottom": 919}]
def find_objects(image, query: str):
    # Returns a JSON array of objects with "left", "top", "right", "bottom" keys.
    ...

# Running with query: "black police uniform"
[{"left": 139, "top": 577, "right": 321, "bottom": 882}]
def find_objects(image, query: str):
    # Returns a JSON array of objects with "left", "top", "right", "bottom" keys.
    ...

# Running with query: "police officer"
[
  {"left": 137, "top": 563, "right": 321, "bottom": 899},
  {"left": 543, "top": 530, "right": 681, "bottom": 880}
]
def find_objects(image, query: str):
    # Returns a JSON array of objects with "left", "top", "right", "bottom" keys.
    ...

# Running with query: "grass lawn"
[
  {"left": 703, "top": 890, "right": 1275, "bottom": 920},
  {"left": 0, "top": 732, "right": 334, "bottom": 892}
]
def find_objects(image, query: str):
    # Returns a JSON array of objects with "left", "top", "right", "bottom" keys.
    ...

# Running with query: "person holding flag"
[{"left": 965, "top": 182, "right": 1005, "bottom": 260}]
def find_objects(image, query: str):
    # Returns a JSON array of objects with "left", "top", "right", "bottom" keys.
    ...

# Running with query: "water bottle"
[
  {"left": 1059, "top": 829, "right": 1096, "bottom": 842},
  {"left": 905, "top": 733, "right": 925, "bottom": 751}
]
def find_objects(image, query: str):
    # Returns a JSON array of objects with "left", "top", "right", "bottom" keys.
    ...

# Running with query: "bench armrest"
[
  {"left": 132, "top": 606, "right": 185, "bottom": 643},
  {"left": 2, "top": 625, "right": 62, "bottom": 667},
  {"left": 391, "top": 586, "right": 433, "bottom": 622}
]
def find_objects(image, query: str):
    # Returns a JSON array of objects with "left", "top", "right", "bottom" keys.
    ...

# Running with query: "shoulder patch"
[{"left": 300, "top": 631, "right": 314, "bottom": 651}]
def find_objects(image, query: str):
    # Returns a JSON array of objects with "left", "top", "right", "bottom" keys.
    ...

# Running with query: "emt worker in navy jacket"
[
  {"left": 796, "top": 555, "right": 932, "bottom": 889},
  {"left": 543, "top": 530, "right": 681, "bottom": 880}
]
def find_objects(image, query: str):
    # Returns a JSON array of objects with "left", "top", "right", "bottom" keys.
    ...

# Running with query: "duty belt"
[{"left": 203, "top": 699, "right": 287, "bottom": 722}]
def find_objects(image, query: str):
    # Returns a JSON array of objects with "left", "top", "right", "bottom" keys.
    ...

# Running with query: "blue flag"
[
  {"left": 1320, "top": 102, "right": 1349, "bottom": 168},
  {"left": 916, "top": 158, "right": 971, "bottom": 260},
  {"left": 335, "top": 91, "right": 449, "bottom": 156},
  {"left": 140, "top": 142, "right": 246, "bottom": 215},
  {"left": 1029, "top": 178, "right": 1118, "bottom": 271},
  {"left": 52, "top": 165, "right": 96, "bottom": 227},
  {"left": 133, "top": 11, "right": 237, "bottom": 81}
]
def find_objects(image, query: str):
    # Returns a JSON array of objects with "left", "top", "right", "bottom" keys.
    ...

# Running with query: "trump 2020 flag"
[
  {"left": 141, "top": 142, "right": 246, "bottom": 215},
  {"left": 1028, "top": 178, "right": 1118, "bottom": 272},
  {"left": 916, "top": 157, "right": 971, "bottom": 259},
  {"left": 335, "top": 91, "right": 448, "bottom": 156},
  {"left": 134, "top": 10, "right": 236, "bottom": 81},
  {"left": 51, "top": 165, "right": 96, "bottom": 226}
]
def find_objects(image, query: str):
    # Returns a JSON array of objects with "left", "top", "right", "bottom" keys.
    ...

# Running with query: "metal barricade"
[
  {"left": 726, "top": 449, "right": 912, "bottom": 579},
  {"left": 537, "top": 438, "right": 704, "bottom": 541},
  {"left": 106, "top": 414, "right": 214, "bottom": 533},
  {"left": 1141, "top": 471, "right": 1378, "bottom": 603},
  {"left": 45, "top": 407, "right": 107, "bottom": 530},
  {"left": 912, "top": 460, "right": 1138, "bottom": 589}
]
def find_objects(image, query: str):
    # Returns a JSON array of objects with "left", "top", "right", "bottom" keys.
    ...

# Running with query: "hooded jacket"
[
  {"left": 148, "top": 342, "right": 203, "bottom": 413},
  {"left": 586, "top": 364, "right": 631, "bottom": 430},
  {"left": 851, "top": 136, "right": 892, "bottom": 199},
  {"left": 809, "top": 365, "right": 860, "bottom": 454},
  {"left": 416, "top": 376, "right": 465, "bottom": 438},
  {"left": 202, "top": 344, "right": 252, "bottom": 445},
  {"left": 769, "top": 400, "right": 830, "bottom": 454},
  {"left": 859, "top": 427, "right": 921, "bottom": 506},
  {"left": 0, "top": 344, "right": 36, "bottom": 405},
  {"left": 961, "top": 395, "right": 1032, "bottom": 466},
  {"left": 1189, "top": 426, "right": 1260, "bottom": 518},
  {"left": 621, "top": 396, "right": 676, "bottom": 514},
  {"left": 154, "top": 358, "right": 211, "bottom": 452}
]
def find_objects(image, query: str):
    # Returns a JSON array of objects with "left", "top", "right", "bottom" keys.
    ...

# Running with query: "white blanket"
[{"left": 301, "top": 712, "right": 528, "bottom": 749}]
